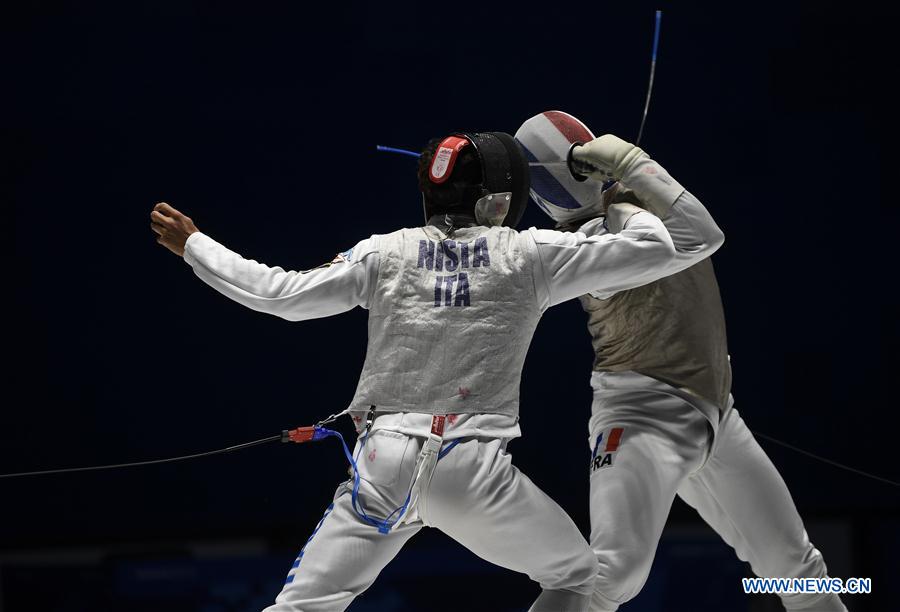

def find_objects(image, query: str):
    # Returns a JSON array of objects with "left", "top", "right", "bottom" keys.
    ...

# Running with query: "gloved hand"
[
  {"left": 600, "top": 181, "right": 644, "bottom": 210},
  {"left": 570, "top": 134, "right": 646, "bottom": 181}
]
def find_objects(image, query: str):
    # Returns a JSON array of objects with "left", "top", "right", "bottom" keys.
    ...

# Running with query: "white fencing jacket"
[{"left": 183, "top": 201, "right": 697, "bottom": 432}]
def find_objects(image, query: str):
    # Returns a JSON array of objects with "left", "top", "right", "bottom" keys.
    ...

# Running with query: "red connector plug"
[{"left": 282, "top": 426, "right": 317, "bottom": 444}]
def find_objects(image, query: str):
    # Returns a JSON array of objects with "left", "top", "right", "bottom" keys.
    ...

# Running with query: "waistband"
[{"left": 589, "top": 370, "right": 727, "bottom": 432}]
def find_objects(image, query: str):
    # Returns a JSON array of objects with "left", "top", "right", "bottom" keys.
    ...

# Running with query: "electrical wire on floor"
[
  {"left": 0, "top": 434, "right": 282, "bottom": 479},
  {"left": 751, "top": 430, "right": 899, "bottom": 488},
  {"left": 0, "top": 426, "right": 896, "bottom": 488}
]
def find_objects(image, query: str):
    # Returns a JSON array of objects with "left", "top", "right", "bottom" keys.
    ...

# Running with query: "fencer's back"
[
  {"left": 581, "top": 257, "right": 732, "bottom": 410},
  {"left": 350, "top": 225, "right": 540, "bottom": 417}
]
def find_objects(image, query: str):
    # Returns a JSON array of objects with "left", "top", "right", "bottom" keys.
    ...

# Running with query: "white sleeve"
[
  {"left": 659, "top": 190, "right": 725, "bottom": 275},
  {"left": 182, "top": 232, "right": 379, "bottom": 321},
  {"left": 576, "top": 156, "right": 725, "bottom": 301},
  {"left": 527, "top": 209, "right": 677, "bottom": 310},
  {"left": 616, "top": 155, "right": 725, "bottom": 275}
]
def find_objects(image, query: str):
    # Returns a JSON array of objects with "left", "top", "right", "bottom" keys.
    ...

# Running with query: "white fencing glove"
[
  {"left": 570, "top": 134, "right": 645, "bottom": 181},
  {"left": 573, "top": 134, "right": 685, "bottom": 218}
]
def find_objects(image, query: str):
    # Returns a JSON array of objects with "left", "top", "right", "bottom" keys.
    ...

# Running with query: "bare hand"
[{"left": 150, "top": 202, "right": 199, "bottom": 256}]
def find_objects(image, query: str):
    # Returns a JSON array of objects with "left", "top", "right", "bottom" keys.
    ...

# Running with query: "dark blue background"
[{"left": 4, "top": 1, "right": 898, "bottom": 610}]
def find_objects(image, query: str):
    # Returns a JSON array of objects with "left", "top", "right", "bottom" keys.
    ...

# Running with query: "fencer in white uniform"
[
  {"left": 516, "top": 111, "right": 847, "bottom": 612},
  {"left": 151, "top": 130, "right": 720, "bottom": 612}
]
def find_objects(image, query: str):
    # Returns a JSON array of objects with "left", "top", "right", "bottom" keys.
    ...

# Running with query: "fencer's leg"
[
  {"left": 423, "top": 438, "right": 599, "bottom": 612},
  {"left": 263, "top": 485, "right": 421, "bottom": 612},
  {"left": 587, "top": 392, "right": 711, "bottom": 612},
  {"left": 677, "top": 404, "right": 847, "bottom": 612},
  {"left": 264, "top": 430, "right": 424, "bottom": 612}
]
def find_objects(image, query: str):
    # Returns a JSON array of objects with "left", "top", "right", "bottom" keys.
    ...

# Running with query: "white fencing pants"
[
  {"left": 264, "top": 432, "right": 598, "bottom": 612},
  {"left": 587, "top": 378, "right": 847, "bottom": 612}
]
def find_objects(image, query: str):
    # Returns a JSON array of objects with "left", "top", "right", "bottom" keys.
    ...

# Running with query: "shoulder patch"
[
  {"left": 331, "top": 248, "right": 353, "bottom": 264},
  {"left": 302, "top": 247, "right": 354, "bottom": 274}
]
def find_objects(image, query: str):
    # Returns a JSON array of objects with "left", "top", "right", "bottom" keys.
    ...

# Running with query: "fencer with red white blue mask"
[{"left": 515, "top": 110, "right": 847, "bottom": 612}]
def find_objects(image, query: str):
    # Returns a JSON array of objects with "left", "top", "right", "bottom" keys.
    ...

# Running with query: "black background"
[{"left": 4, "top": 1, "right": 899, "bottom": 611}]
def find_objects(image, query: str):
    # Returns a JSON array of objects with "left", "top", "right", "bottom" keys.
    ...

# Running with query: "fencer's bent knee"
[
  {"left": 531, "top": 546, "right": 599, "bottom": 597},
  {"left": 545, "top": 549, "right": 600, "bottom": 596},
  {"left": 742, "top": 528, "right": 826, "bottom": 583},
  {"left": 593, "top": 548, "right": 655, "bottom": 604}
]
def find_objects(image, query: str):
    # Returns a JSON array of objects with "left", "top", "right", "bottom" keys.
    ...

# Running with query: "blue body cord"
[{"left": 314, "top": 427, "right": 459, "bottom": 534}]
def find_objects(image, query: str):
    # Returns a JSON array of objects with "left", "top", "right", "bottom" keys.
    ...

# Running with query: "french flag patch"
[{"left": 590, "top": 427, "right": 625, "bottom": 472}]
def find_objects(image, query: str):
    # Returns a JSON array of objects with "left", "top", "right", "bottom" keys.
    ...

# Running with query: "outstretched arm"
[
  {"left": 528, "top": 205, "right": 677, "bottom": 309},
  {"left": 151, "top": 202, "right": 378, "bottom": 321}
]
